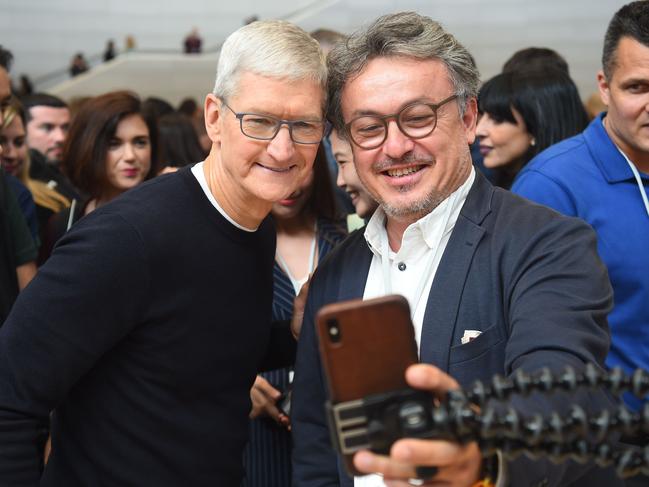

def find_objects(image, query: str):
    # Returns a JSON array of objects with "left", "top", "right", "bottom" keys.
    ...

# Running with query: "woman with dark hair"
[
  {"left": 157, "top": 112, "right": 206, "bottom": 170},
  {"left": 43, "top": 90, "right": 158, "bottom": 259},
  {"left": 476, "top": 69, "right": 589, "bottom": 188},
  {"left": 242, "top": 144, "right": 346, "bottom": 487}
]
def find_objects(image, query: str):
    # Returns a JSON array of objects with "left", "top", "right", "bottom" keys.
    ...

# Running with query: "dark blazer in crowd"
[{"left": 292, "top": 171, "right": 622, "bottom": 487}]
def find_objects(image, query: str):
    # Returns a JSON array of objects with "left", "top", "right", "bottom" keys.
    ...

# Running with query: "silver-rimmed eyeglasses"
[
  {"left": 221, "top": 101, "right": 328, "bottom": 145},
  {"left": 345, "top": 94, "right": 458, "bottom": 150}
]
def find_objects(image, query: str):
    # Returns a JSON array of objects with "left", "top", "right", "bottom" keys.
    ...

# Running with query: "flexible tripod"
[{"left": 327, "top": 364, "right": 649, "bottom": 478}]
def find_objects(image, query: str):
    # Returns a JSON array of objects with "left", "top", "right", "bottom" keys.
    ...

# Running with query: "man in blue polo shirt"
[{"left": 513, "top": 1, "right": 649, "bottom": 413}]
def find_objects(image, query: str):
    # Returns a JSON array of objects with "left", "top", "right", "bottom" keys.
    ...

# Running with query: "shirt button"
[{"left": 397, "top": 262, "right": 406, "bottom": 271}]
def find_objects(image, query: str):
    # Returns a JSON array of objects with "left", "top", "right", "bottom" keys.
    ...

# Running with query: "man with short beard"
[
  {"left": 292, "top": 12, "right": 621, "bottom": 487},
  {"left": 513, "top": 0, "right": 649, "bottom": 416},
  {"left": 22, "top": 93, "right": 79, "bottom": 200},
  {"left": 513, "top": 5, "right": 649, "bottom": 484}
]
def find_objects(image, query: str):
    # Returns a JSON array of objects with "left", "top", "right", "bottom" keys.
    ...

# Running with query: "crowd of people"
[{"left": 0, "top": 1, "right": 647, "bottom": 486}]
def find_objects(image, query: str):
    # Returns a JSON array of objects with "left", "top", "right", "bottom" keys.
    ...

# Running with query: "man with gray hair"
[
  {"left": 0, "top": 20, "right": 327, "bottom": 485},
  {"left": 292, "top": 12, "right": 620, "bottom": 487}
]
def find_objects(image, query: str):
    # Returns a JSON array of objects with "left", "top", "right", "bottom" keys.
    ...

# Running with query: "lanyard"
[{"left": 619, "top": 150, "right": 649, "bottom": 218}]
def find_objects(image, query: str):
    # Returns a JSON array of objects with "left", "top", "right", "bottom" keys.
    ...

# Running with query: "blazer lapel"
[
  {"left": 419, "top": 172, "right": 492, "bottom": 369},
  {"left": 337, "top": 231, "right": 373, "bottom": 301}
]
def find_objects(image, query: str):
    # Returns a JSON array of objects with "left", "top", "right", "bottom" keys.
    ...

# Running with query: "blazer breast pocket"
[{"left": 448, "top": 324, "right": 507, "bottom": 387}]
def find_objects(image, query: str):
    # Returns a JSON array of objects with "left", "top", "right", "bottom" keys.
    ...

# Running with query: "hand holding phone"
[
  {"left": 352, "top": 364, "right": 483, "bottom": 485},
  {"left": 316, "top": 295, "right": 420, "bottom": 475}
]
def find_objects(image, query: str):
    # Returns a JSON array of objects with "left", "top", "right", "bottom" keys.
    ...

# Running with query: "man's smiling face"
[
  {"left": 341, "top": 56, "right": 477, "bottom": 223},
  {"left": 213, "top": 71, "right": 324, "bottom": 208}
]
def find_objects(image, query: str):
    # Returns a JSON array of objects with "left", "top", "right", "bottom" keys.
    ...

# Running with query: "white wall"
[
  {"left": 1, "top": 0, "right": 317, "bottom": 82},
  {"left": 0, "top": 0, "right": 630, "bottom": 101}
]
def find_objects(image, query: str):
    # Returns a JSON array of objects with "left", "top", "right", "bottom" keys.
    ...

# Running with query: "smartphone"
[
  {"left": 277, "top": 389, "right": 291, "bottom": 417},
  {"left": 316, "top": 294, "right": 419, "bottom": 475}
]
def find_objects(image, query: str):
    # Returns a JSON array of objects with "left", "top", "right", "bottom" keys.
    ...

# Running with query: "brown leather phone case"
[{"left": 316, "top": 294, "right": 419, "bottom": 475}]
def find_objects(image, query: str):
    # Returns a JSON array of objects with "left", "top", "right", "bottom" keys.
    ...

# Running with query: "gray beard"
[
  {"left": 378, "top": 184, "right": 446, "bottom": 220},
  {"left": 357, "top": 147, "right": 473, "bottom": 221},
  {"left": 363, "top": 154, "right": 441, "bottom": 220}
]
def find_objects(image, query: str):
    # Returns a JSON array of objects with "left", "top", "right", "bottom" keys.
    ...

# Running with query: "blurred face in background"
[
  {"left": 475, "top": 110, "right": 532, "bottom": 169},
  {"left": 330, "top": 129, "right": 377, "bottom": 218},
  {"left": 104, "top": 114, "right": 151, "bottom": 197},
  {"left": 271, "top": 168, "right": 314, "bottom": 221},
  {"left": 25, "top": 105, "right": 70, "bottom": 164},
  {"left": 0, "top": 113, "right": 27, "bottom": 176},
  {"left": 0, "top": 68, "right": 10, "bottom": 143}
]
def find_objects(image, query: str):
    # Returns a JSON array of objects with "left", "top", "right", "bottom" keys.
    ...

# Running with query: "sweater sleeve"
[
  {"left": 0, "top": 211, "right": 150, "bottom": 486},
  {"left": 501, "top": 214, "right": 617, "bottom": 486}
]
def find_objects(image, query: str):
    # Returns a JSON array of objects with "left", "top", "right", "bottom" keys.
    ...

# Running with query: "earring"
[{"left": 530, "top": 138, "right": 536, "bottom": 147}]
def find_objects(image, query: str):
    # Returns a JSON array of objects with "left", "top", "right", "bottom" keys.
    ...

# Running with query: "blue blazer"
[{"left": 292, "top": 171, "right": 622, "bottom": 487}]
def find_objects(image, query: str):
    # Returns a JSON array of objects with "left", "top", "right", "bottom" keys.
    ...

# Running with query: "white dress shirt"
[{"left": 355, "top": 167, "right": 475, "bottom": 487}]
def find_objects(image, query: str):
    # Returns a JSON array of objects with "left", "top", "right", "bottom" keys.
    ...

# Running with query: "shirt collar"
[
  {"left": 364, "top": 167, "right": 475, "bottom": 257},
  {"left": 191, "top": 161, "right": 258, "bottom": 232},
  {"left": 587, "top": 113, "right": 649, "bottom": 183}
]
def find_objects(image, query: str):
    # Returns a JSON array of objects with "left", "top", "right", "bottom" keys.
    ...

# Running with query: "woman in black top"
[
  {"left": 42, "top": 91, "right": 158, "bottom": 260},
  {"left": 243, "top": 145, "right": 347, "bottom": 487},
  {"left": 475, "top": 69, "right": 588, "bottom": 189}
]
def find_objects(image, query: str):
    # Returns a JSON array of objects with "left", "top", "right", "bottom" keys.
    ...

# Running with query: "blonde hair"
[
  {"left": 2, "top": 99, "right": 70, "bottom": 213},
  {"left": 25, "top": 174, "right": 71, "bottom": 213}
]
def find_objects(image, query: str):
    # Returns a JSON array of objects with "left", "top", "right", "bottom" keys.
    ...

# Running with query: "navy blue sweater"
[{"left": 0, "top": 167, "right": 285, "bottom": 486}]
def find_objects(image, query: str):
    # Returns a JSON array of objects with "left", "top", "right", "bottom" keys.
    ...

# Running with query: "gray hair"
[
  {"left": 327, "top": 12, "right": 480, "bottom": 134},
  {"left": 213, "top": 20, "right": 327, "bottom": 107}
]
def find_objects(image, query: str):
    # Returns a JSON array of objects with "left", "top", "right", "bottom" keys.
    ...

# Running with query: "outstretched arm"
[{"left": 353, "top": 364, "right": 484, "bottom": 487}]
